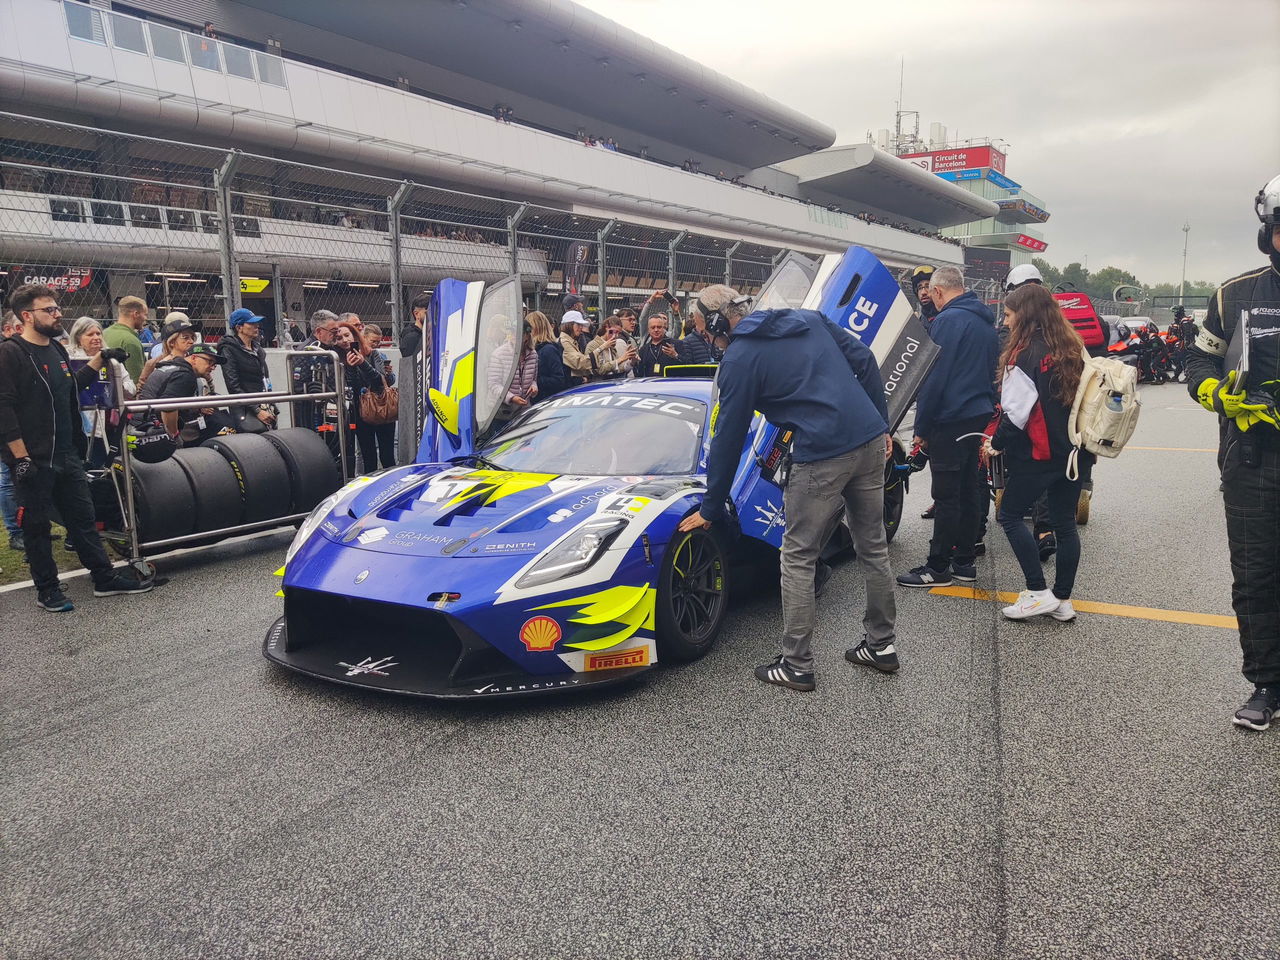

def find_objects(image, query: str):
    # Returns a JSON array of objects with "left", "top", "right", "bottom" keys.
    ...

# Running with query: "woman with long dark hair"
[
  {"left": 985, "top": 283, "right": 1089, "bottom": 621},
  {"left": 333, "top": 320, "right": 388, "bottom": 475}
]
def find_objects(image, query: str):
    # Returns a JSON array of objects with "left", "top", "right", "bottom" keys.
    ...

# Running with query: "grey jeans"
[{"left": 780, "top": 437, "right": 897, "bottom": 672}]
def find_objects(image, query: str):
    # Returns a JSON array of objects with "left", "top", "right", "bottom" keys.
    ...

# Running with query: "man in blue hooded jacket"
[
  {"left": 897, "top": 265, "right": 999, "bottom": 588},
  {"left": 677, "top": 284, "right": 897, "bottom": 691}
]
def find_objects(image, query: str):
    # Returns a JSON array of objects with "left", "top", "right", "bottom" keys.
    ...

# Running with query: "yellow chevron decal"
[
  {"left": 535, "top": 583, "right": 656, "bottom": 651},
  {"left": 444, "top": 470, "right": 559, "bottom": 507}
]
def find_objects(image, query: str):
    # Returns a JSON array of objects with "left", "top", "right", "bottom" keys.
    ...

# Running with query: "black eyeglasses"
[{"left": 31, "top": 306, "right": 63, "bottom": 316}]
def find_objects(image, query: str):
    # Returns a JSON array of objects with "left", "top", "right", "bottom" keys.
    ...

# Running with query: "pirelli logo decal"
[{"left": 584, "top": 646, "right": 651, "bottom": 671}]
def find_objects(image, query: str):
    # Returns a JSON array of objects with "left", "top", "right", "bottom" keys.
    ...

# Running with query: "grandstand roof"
[
  {"left": 775, "top": 144, "right": 1000, "bottom": 227},
  {"left": 233, "top": 0, "right": 835, "bottom": 168}
]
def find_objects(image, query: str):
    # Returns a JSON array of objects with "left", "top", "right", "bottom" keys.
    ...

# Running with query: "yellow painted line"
[
  {"left": 1126, "top": 445, "right": 1217, "bottom": 452},
  {"left": 929, "top": 585, "right": 1237, "bottom": 629}
]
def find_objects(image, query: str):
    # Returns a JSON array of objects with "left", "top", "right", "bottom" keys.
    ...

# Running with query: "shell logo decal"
[{"left": 519, "top": 615, "right": 562, "bottom": 652}]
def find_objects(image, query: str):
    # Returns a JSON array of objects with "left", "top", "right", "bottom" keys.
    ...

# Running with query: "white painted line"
[{"left": 0, "top": 528, "right": 289, "bottom": 594}]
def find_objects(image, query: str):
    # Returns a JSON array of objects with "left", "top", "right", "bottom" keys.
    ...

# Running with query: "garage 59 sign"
[{"left": 9, "top": 265, "right": 94, "bottom": 292}]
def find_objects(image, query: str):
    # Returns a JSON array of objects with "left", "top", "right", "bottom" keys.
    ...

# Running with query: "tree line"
[{"left": 1030, "top": 258, "right": 1217, "bottom": 304}]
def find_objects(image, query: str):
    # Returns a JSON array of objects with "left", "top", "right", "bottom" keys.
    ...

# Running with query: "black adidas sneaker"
[
  {"left": 754, "top": 656, "right": 815, "bottom": 692},
  {"left": 845, "top": 639, "right": 899, "bottom": 674}
]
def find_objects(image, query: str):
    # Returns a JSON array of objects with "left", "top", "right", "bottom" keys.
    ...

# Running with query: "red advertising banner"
[
  {"left": 8, "top": 265, "right": 94, "bottom": 292},
  {"left": 901, "top": 145, "right": 1008, "bottom": 175},
  {"left": 1014, "top": 234, "right": 1048, "bottom": 252}
]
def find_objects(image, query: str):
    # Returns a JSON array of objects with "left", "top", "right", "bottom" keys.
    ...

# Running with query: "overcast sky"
[{"left": 577, "top": 0, "right": 1279, "bottom": 284}]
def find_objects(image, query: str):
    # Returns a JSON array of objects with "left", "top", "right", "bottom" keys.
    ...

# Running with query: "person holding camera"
[
  {"left": 637, "top": 313, "right": 682, "bottom": 376},
  {"left": 333, "top": 320, "right": 389, "bottom": 474},
  {"left": 589, "top": 316, "right": 639, "bottom": 378},
  {"left": 0, "top": 284, "right": 154, "bottom": 611}
]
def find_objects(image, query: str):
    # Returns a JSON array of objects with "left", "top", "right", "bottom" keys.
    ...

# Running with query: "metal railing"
[{"left": 111, "top": 350, "right": 347, "bottom": 563}]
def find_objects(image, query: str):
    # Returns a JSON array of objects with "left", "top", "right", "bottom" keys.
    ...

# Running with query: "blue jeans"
[{"left": 0, "top": 461, "right": 20, "bottom": 541}]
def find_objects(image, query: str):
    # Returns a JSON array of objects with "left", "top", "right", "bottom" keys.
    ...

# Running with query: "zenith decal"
[{"left": 337, "top": 656, "right": 399, "bottom": 677}]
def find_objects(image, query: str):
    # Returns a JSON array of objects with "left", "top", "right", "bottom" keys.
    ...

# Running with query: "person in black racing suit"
[{"left": 1184, "top": 174, "right": 1280, "bottom": 732}]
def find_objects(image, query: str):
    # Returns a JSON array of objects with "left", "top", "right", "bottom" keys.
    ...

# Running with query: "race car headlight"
[
  {"left": 516, "top": 517, "right": 628, "bottom": 589},
  {"left": 286, "top": 492, "right": 340, "bottom": 565}
]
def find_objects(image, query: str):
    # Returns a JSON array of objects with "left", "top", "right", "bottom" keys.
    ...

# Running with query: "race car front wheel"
[{"left": 656, "top": 528, "right": 730, "bottom": 662}]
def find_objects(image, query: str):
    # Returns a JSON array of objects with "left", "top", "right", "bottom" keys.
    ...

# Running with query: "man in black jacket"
[
  {"left": 138, "top": 343, "right": 232, "bottom": 444},
  {"left": 1184, "top": 174, "right": 1280, "bottom": 732},
  {"left": 0, "top": 284, "right": 154, "bottom": 611}
]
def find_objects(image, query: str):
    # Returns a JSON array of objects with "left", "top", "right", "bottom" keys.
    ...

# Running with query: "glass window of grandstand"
[
  {"left": 222, "top": 44, "right": 255, "bottom": 80},
  {"left": 186, "top": 32, "right": 222, "bottom": 71},
  {"left": 254, "top": 52, "right": 286, "bottom": 87},
  {"left": 108, "top": 13, "right": 148, "bottom": 54},
  {"left": 64, "top": 1, "right": 106, "bottom": 43},
  {"left": 148, "top": 23, "right": 185, "bottom": 63}
]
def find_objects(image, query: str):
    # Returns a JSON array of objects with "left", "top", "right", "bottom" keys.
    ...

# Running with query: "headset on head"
[{"left": 695, "top": 295, "right": 753, "bottom": 339}]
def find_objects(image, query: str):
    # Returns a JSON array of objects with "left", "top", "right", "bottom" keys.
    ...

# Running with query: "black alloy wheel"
[{"left": 656, "top": 528, "right": 730, "bottom": 661}]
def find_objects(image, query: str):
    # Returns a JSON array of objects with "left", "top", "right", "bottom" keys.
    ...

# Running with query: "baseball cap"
[
  {"left": 161, "top": 316, "right": 196, "bottom": 340},
  {"left": 228, "top": 307, "right": 264, "bottom": 327},
  {"left": 562, "top": 310, "right": 587, "bottom": 326},
  {"left": 562, "top": 293, "right": 585, "bottom": 311},
  {"left": 188, "top": 343, "right": 225, "bottom": 364}
]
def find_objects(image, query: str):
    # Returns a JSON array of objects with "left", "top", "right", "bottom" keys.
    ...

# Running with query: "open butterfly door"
[
  {"left": 417, "top": 275, "right": 524, "bottom": 463},
  {"left": 805, "top": 246, "right": 940, "bottom": 434}
]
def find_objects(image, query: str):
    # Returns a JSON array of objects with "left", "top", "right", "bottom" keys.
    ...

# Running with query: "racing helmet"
[
  {"left": 1256, "top": 174, "right": 1280, "bottom": 254},
  {"left": 1005, "top": 263, "right": 1044, "bottom": 291},
  {"left": 127, "top": 424, "right": 178, "bottom": 463},
  {"left": 1172, "top": 305, "right": 1187, "bottom": 320}
]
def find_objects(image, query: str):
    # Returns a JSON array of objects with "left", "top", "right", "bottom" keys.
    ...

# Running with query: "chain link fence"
[{"left": 0, "top": 111, "right": 812, "bottom": 343}]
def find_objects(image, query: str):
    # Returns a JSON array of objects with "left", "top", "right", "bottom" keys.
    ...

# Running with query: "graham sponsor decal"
[
  {"left": 389, "top": 531, "right": 452, "bottom": 545},
  {"left": 584, "top": 646, "right": 651, "bottom": 671},
  {"left": 519, "top": 615, "right": 562, "bottom": 652}
]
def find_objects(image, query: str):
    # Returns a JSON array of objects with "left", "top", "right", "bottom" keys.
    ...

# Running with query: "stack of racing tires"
[{"left": 105, "top": 428, "right": 341, "bottom": 553}]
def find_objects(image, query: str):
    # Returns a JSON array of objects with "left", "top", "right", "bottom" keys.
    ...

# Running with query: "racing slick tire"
[
  {"left": 262, "top": 427, "right": 342, "bottom": 514},
  {"left": 201, "top": 434, "right": 292, "bottom": 524},
  {"left": 127, "top": 457, "right": 195, "bottom": 545},
  {"left": 172, "top": 446, "right": 244, "bottom": 532},
  {"left": 656, "top": 527, "right": 730, "bottom": 662}
]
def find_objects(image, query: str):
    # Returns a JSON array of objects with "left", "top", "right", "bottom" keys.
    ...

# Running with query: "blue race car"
[{"left": 264, "top": 247, "right": 936, "bottom": 698}]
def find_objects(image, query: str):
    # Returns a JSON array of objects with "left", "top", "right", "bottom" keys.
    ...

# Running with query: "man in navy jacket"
[
  {"left": 678, "top": 285, "right": 898, "bottom": 691},
  {"left": 898, "top": 265, "right": 999, "bottom": 588}
]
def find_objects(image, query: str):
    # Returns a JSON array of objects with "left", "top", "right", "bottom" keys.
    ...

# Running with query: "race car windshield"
[{"left": 480, "top": 393, "right": 707, "bottom": 476}]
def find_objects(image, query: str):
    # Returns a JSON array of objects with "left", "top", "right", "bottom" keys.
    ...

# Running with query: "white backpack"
[{"left": 1067, "top": 351, "right": 1141, "bottom": 479}]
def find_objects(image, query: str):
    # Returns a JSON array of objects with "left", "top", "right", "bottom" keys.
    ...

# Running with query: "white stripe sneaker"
[
  {"left": 1001, "top": 589, "right": 1061, "bottom": 620},
  {"left": 1048, "top": 599, "right": 1076, "bottom": 621}
]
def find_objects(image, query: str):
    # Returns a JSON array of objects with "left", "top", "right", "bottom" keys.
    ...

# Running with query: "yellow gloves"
[
  {"left": 1234, "top": 399, "right": 1280, "bottom": 432},
  {"left": 1197, "top": 370, "right": 1246, "bottom": 418}
]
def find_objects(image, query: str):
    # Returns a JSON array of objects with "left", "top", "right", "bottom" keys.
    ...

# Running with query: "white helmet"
[
  {"left": 1256, "top": 174, "right": 1280, "bottom": 254},
  {"left": 1005, "top": 263, "right": 1043, "bottom": 291}
]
